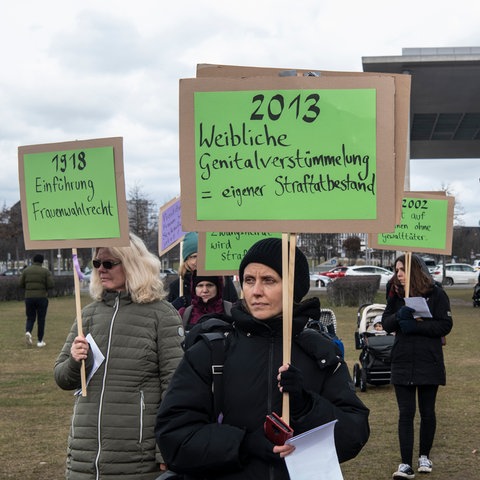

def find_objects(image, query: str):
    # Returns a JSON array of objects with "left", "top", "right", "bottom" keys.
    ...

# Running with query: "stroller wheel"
[
  {"left": 353, "top": 363, "right": 361, "bottom": 387},
  {"left": 360, "top": 368, "right": 367, "bottom": 392}
]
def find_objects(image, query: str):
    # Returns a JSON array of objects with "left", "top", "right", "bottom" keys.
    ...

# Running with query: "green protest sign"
[
  {"left": 18, "top": 137, "right": 129, "bottom": 249},
  {"left": 198, "top": 232, "right": 282, "bottom": 274},
  {"left": 180, "top": 75, "right": 396, "bottom": 233},
  {"left": 369, "top": 193, "right": 454, "bottom": 255}
]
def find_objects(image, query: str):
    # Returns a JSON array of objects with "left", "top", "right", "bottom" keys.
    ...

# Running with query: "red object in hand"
[{"left": 264, "top": 413, "right": 294, "bottom": 445}]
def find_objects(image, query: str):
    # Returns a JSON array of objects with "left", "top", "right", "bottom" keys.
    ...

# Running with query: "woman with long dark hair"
[{"left": 382, "top": 254, "right": 452, "bottom": 479}]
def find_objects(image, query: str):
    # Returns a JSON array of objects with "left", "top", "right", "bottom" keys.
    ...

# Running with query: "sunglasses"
[{"left": 92, "top": 259, "right": 122, "bottom": 270}]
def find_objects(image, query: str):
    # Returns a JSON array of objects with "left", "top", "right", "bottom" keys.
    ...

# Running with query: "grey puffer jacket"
[{"left": 54, "top": 291, "right": 185, "bottom": 480}]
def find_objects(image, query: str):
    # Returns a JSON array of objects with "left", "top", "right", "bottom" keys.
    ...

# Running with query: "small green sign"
[
  {"left": 376, "top": 197, "right": 449, "bottom": 250},
  {"left": 204, "top": 232, "right": 282, "bottom": 272},
  {"left": 23, "top": 146, "right": 120, "bottom": 240}
]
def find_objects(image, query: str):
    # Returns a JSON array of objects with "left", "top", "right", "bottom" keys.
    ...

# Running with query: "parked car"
[
  {"left": 323, "top": 266, "right": 349, "bottom": 279},
  {"left": 472, "top": 259, "right": 480, "bottom": 271},
  {"left": 344, "top": 265, "right": 394, "bottom": 286},
  {"left": 1, "top": 268, "right": 21, "bottom": 276},
  {"left": 309, "top": 273, "right": 332, "bottom": 287},
  {"left": 421, "top": 258, "right": 437, "bottom": 273},
  {"left": 160, "top": 268, "right": 177, "bottom": 279},
  {"left": 432, "top": 263, "right": 478, "bottom": 286}
]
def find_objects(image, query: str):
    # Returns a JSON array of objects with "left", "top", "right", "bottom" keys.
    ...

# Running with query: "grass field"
[{"left": 1, "top": 288, "right": 478, "bottom": 479}]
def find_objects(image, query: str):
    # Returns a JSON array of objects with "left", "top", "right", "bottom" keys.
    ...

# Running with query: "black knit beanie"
[
  {"left": 193, "top": 275, "right": 222, "bottom": 289},
  {"left": 238, "top": 237, "right": 310, "bottom": 302}
]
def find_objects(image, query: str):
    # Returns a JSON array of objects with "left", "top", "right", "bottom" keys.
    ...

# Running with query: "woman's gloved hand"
[
  {"left": 171, "top": 296, "right": 187, "bottom": 310},
  {"left": 278, "top": 364, "right": 312, "bottom": 417},
  {"left": 397, "top": 306, "right": 417, "bottom": 334}
]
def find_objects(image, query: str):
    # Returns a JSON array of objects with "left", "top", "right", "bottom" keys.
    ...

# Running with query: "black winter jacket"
[
  {"left": 155, "top": 297, "right": 370, "bottom": 480},
  {"left": 382, "top": 284, "right": 453, "bottom": 386}
]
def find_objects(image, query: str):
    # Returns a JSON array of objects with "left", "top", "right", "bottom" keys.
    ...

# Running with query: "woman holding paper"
[
  {"left": 156, "top": 238, "right": 370, "bottom": 480},
  {"left": 382, "top": 254, "right": 453, "bottom": 479},
  {"left": 54, "top": 233, "right": 185, "bottom": 480}
]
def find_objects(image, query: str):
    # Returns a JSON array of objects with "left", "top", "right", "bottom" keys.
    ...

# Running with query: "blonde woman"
[{"left": 55, "top": 233, "right": 184, "bottom": 480}]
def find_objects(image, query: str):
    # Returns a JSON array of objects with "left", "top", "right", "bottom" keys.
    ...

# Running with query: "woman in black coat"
[
  {"left": 382, "top": 254, "right": 453, "bottom": 479},
  {"left": 156, "top": 238, "right": 369, "bottom": 480}
]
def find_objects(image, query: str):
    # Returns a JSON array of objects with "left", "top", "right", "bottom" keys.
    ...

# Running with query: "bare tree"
[
  {"left": 441, "top": 183, "right": 465, "bottom": 226},
  {"left": 0, "top": 201, "right": 25, "bottom": 267},
  {"left": 343, "top": 235, "right": 361, "bottom": 261},
  {"left": 127, "top": 183, "right": 158, "bottom": 251}
]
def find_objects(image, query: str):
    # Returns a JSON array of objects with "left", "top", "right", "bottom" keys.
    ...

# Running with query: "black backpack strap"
[
  {"left": 200, "top": 331, "right": 228, "bottom": 422},
  {"left": 181, "top": 305, "right": 193, "bottom": 328}
]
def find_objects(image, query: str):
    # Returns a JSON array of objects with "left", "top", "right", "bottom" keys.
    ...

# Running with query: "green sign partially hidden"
[
  {"left": 198, "top": 232, "right": 282, "bottom": 274},
  {"left": 19, "top": 137, "right": 129, "bottom": 249},
  {"left": 370, "top": 194, "right": 454, "bottom": 255}
]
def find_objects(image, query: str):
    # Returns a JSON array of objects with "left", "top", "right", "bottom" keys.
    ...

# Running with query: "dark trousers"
[
  {"left": 25, "top": 297, "right": 49, "bottom": 342},
  {"left": 394, "top": 384, "right": 438, "bottom": 466}
]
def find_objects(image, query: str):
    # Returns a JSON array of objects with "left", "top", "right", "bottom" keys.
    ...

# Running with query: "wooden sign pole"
[
  {"left": 281, "top": 233, "right": 296, "bottom": 425},
  {"left": 405, "top": 251, "right": 412, "bottom": 298},
  {"left": 72, "top": 248, "right": 87, "bottom": 397}
]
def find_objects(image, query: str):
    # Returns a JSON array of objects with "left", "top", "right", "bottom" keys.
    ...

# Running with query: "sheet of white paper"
[
  {"left": 74, "top": 333, "right": 105, "bottom": 396},
  {"left": 284, "top": 420, "right": 343, "bottom": 480},
  {"left": 404, "top": 297, "right": 432, "bottom": 318}
]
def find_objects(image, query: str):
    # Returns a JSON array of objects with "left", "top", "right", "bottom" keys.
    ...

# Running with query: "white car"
[
  {"left": 309, "top": 273, "right": 332, "bottom": 287},
  {"left": 432, "top": 263, "right": 478, "bottom": 286},
  {"left": 344, "top": 265, "right": 394, "bottom": 286}
]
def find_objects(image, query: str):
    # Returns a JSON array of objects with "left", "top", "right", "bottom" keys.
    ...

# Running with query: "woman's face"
[
  {"left": 185, "top": 253, "right": 198, "bottom": 272},
  {"left": 94, "top": 248, "right": 126, "bottom": 291},
  {"left": 195, "top": 281, "right": 217, "bottom": 303},
  {"left": 242, "top": 263, "right": 283, "bottom": 320},
  {"left": 395, "top": 260, "right": 406, "bottom": 286}
]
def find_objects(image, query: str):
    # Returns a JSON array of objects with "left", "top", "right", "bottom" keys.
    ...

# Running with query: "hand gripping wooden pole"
[{"left": 72, "top": 248, "right": 87, "bottom": 396}]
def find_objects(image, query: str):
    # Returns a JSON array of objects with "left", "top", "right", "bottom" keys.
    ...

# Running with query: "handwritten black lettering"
[
  {"left": 35, "top": 175, "right": 95, "bottom": 201},
  {"left": 274, "top": 173, "right": 376, "bottom": 195},
  {"left": 221, "top": 185, "right": 266, "bottom": 206},
  {"left": 31, "top": 200, "right": 114, "bottom": 221},
  {"left": 199, "top": 122, "right": 289, "bottom": 148}
]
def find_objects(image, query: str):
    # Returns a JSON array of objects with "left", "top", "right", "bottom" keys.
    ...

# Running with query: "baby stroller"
[
  {"left": 353, "top": 303, "right": 394, "bottom": 392},
  {"left": 306, "top": 308, "right": 344, "bottom": 358},
  {"left": 472, "top": 282, "right": 480, "bottom": 307}
]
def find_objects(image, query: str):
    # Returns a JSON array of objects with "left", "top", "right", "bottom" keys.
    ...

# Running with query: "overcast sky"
[{"left": 2, "top": 0, "right": 480, "bottom": 226}]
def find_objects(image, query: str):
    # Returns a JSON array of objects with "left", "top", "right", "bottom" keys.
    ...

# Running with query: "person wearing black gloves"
[
  {"left": 382, "top": 254, "right": 453, "bottom": 480},
  {"left": 156, "top": 237, "right": 370, "bottom": 480}
]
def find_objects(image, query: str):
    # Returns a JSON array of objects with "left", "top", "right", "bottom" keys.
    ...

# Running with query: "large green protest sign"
[
  {"left": 180, "top": 75, "right": 396, "bottom": 233},
  {"left": 369, "top": 193, "right": 454, "bottom": 254},
  {"left": 18, "top": 137, "right": 129, "bottom": 249}
]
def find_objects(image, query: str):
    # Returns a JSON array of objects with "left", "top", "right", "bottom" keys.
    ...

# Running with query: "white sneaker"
[
  {"left": 393, "top": 463, "right": 415, "bottom": 479},
  {"left": 25, "top": 332, "right": 33, "bottom": 346},
  {"left": 37, "top": 341, "right": 46, "bottom": 348},
  {"left": 418, "top": 456, "right": 432, "bottom": 473}
]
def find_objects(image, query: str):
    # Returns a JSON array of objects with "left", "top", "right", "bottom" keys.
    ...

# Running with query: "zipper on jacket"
[
  {"left": 94, "top": 293, "right": 120, "bottom": 480},
  {"left": 267, "top": 335, "right": 275, "bottom": 414},
  {"left": 139, "top": 390, "right": 145, "bottom": 443},
  {"left": 71, "top": 395, "right": 80, "bottom": 438}
]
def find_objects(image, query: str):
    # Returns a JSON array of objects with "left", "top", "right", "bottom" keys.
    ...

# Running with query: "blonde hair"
[{"left": 89, "top": 233, "right": 165, "bottom": 303}]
